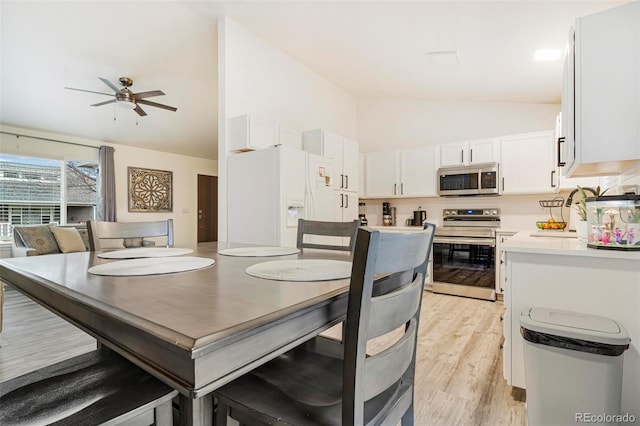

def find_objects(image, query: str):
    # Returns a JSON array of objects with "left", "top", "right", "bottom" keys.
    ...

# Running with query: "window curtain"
[{"left": 97, "top": 146, "right": 116, "bottom": 222}]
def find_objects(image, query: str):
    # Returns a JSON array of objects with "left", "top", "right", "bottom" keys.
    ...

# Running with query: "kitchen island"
[{"left": 501, "top": 231, "right": 640, "bottom": 418}]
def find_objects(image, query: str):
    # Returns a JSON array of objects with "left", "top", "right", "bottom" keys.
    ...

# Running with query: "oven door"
[{"left": 431, "top": 236, "right": 496, "bottom": 301}]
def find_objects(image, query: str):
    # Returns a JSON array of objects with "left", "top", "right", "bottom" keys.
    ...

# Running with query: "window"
[{"left": 0, "top": 154, "right": 98, "bottom": 241}]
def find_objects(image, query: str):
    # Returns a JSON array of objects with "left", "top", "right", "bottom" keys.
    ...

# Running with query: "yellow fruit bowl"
[{"left": 536, "top": 221, "right": 567, "bottom": 230}]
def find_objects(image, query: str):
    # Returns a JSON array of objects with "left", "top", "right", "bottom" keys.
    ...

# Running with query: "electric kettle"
[{"left": 412, "top": 208, "right": 426, "bottom": 226}]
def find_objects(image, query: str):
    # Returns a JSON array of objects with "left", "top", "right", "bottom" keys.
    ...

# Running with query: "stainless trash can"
[{"left": 520, "top": 307, "right": 630, "bottom": 426}]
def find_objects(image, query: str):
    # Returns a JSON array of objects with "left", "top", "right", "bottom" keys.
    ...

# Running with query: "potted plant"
[{"left": 574, "top": 185, "right": 607, "bottom": 241}]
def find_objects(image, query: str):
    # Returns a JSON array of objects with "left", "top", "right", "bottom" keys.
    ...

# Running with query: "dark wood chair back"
[
  {"left": 214, "top": 223, "right": 436, "bottom": 426},
  {"left": 341, "top": 222, "right": 435, "bottom": 424},
  {"left": 87, "top": 219, "right": 174, "bottom": 251},
  {"left": 296, "top": 218, "right": 360, "bottom": 252}
]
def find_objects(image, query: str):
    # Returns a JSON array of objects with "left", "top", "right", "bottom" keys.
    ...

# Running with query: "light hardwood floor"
[{"left": 0, "top": 287, "right": 527, "bottom": 425}]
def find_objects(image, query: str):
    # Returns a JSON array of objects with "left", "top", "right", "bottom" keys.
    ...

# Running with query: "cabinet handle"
[
  {"left": 345, "top": 194, "right": 349, "bottom": 209},
  {"left": 501, "top": 177, "right": 505, "bottom": 192},
  {"left": 557, "top": 137, "right": 566, "bottom": 166},
  {"left": 551, "top": 170, "right": 556, "bottom": 188},
  {"left": 401, "top": 183, "right": 404, "bottom": 195},
  {"left": 470, "top": 149, "right": 473, "bottom": 163},
  {"left": 394, "top": 183, "right": 397, "bottom": 195},
  {"left": 340, "top": 174, "right": 344, "bottom": 189},
  {"left": 345, "top": 175, "right": 349, "bottom": 189},
  {"left": 340, "top": 193, "right": 344, "bottom": 207},
  {"left": 461, "top": 151, "right": 464, "bottom": 164}
]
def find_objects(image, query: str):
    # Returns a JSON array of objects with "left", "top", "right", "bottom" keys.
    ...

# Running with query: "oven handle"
[{"left": 434, "top": 237, "right": 496, "bottom": 247}]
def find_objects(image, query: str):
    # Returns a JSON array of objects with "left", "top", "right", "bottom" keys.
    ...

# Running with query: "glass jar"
[{"left": 586, "top": 195, "right": 640, "bottom": 251}]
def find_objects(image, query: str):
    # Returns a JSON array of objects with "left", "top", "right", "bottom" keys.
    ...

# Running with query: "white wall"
[
  {"left": 0, "top": 125, "right": 218, "bottom": 247},
  {"left": 222, "top": 17, "right": 357, "bottom": 138},
  {"left": 112, "top": 145, "right": 217, "bottom": 247},
  {"left": 218, "top": 16, "right": 358, "bottom": 241},
  {"left": 357, "top": 98, "right": 560, "bottom": 152}
]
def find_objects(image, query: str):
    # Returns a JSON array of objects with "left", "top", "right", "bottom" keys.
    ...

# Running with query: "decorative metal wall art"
[{"left": 128, "top": 167, "right": 173, "bottom": 212}]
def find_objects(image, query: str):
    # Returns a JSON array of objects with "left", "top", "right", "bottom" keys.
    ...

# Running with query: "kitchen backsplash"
[
  {"left": 361, "top": 162, "right": 640, "bottom": 231},
  {"left": 360, "top": 192, "right": 575, "bottom": 230}
]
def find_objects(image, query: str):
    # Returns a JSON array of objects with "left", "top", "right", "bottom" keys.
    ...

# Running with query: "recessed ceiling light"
[
  {"left": 426, "top": 51, "right": 462, "bottom": 66},
  {"left": 534, "top": 49, "right": 561, "bottom": 61}
]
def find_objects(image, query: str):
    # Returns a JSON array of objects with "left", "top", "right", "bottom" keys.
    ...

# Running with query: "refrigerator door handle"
[
  {"left": 340, "top": 193, "right": 344, "bottom": 207},
  {"left": 340, "top": 174, "right": 344, "bottom": 189},
  {"left": 345, "top": 175, "right": 349, "bottom": 189}
]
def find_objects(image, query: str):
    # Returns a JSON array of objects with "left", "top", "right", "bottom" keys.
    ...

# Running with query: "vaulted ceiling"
[{"left": 0, "top": 1, "right": 626, "bottom": 160}]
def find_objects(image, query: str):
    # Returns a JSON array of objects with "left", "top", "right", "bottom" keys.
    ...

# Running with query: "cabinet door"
[
  {"left": 439, "top": 143, "right": 466, "bottom": 167},
  {"left": 500, "top": 131, "right": 558, "bottom": 194},
  {"left": 468, "top": 138, "right": 498, "bottom": 165},
  {"left": 342, "top": 138, "right": 359, "bottom": 192},
  {"left": 399, "top": 147, "right": 436, "bottom": 197},
  {"left": 577, "top": 2, "right": 640, "bottom": 168},
  {"left": 228, "top": 114, "right": 277, "bottom": 152},
  {"left": 365, "top": 151, "right": 399, "bottom": 198}
]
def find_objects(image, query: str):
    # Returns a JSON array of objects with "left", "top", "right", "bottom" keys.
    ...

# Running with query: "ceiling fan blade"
[
  {"left": 134, "top": 105, "right": 148, "bottom": 117},
  {"left": 98, "top": 77, "right": 120, "bottom": 93},
  {"left": 65, "top": 87, "right": 113, "bottom": 96},
  {"left": 91, "top": 99, "right": 116, "bottom": 107},
  {"left": 136, "top": 99, "right": 177, "bottom": 112},
  {"left": 132, "top": 90, "right": 165, "bottom": 99}
]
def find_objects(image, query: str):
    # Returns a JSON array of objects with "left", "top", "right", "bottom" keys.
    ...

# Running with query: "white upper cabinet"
[
  {"left": 563, "top": 1, "right": 640, "bottom": 177},
  {"left": 303, "top": 129, "right": 359, "bottom": 193},
  {"left": 399, "top": 147, "right": 437, "bottom": 197},
  {"left": 365, "top": 151, "right": 399, "bottom": 198},
  {"left": 439, "top": 138, "right": 498, "bottom": 167},
  {"left": 365, "top": 146, "right": 437, "bottom": 198},
  {"left": 500, "top": 131, "right": 558, "bottom": 195},
  {"left": 227, "top": 114, "right": 278, "bottom": 153}
]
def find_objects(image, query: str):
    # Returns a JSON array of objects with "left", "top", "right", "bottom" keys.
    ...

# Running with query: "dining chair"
[
  {"left": 0, "top": 349, "right": 178, "bottom": 425},
  {"left": 215, "top": 223, "right": 436, "bottom": 426},
  {"left": 296, "top": 218, "right": 361, "bottom": 252},
  {"left": 87, "top": 219, "right": 174, "bottom": 251}
]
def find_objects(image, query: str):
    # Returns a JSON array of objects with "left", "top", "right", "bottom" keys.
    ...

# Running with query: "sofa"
[{"left": 11, "top": 224, "right": 155, "bottom": 257}]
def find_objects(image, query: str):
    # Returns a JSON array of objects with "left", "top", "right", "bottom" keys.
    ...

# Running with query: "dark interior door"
[{"left": 197, "top": 174, "right": 217, "bottom": 242}]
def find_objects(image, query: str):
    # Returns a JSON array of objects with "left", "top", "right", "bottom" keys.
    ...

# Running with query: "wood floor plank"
[
  {"left": 0, "top": 287, "right": 96, "bottom": 382},
  {"left": 0, "top": 287, "right": 527, "bottom": 425}
]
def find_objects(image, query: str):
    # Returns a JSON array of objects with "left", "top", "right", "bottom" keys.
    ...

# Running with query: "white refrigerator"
[{"left": 227, "top": 145, "right": 335, "bottom": 247}]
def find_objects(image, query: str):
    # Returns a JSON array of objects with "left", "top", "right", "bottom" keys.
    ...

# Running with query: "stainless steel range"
[{"left": 432, "top": 208, "right": 500, "bottom": 301}]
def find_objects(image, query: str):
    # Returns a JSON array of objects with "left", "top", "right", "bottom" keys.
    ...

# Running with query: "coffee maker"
[
  {"left": 382, "top": 202, "right": 392, "bottom": 226},
  {"left": 358, "top": 202, "right": 368, "bottom": 226}
]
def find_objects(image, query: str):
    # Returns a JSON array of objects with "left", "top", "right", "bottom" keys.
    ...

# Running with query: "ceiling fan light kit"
[{"left": 65, "top": 77, "right": 177, "bottom": 117}]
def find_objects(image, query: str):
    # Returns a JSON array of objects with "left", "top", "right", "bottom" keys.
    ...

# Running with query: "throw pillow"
[
  {"left": 15, "top": 226, "right": 61, "bottom": 255},
  {"left": 50, "top": 227, "right": 87, "bottom": 253},
  {"left": 124, "top": 237, "right": 143, "bottom": 247},
  {"left": 99, "top": 238, "right": 126, "bottom": 249}
]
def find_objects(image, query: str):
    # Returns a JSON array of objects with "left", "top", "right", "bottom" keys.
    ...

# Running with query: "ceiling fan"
[{"left": 65, "top": 77, "right": 177, "bottom": 117}]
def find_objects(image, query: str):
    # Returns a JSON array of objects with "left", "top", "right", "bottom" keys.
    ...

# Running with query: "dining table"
[{"left": 0, "top": 242, "right": 353, "bottom": 425}]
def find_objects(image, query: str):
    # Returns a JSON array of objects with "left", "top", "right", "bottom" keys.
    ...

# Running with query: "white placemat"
[
  {"left": 88, "top": 256, "right": 214, "bottom": 276},
  {"left": 97, "top": 247, "right": 194, "bottom": 259},
  {"left": 245, "top": 259, "right": 352, "bottom": 281},
  {"left": 218, "top": 246, "right": 300, "bottom": 257}
]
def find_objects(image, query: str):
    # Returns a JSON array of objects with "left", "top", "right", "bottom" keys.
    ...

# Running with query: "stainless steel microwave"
[{"left": 437, "top": 164, "right": 500, "bottom": 196}]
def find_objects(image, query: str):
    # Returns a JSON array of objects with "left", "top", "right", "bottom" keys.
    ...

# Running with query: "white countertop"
[{"left": 501, "top": 230, "right": 640, "bottom": 260}]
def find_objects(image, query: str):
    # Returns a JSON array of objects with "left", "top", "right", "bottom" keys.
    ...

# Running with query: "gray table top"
[{"left": 0, "top": 242, "right": 351, "bottom": 352}]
